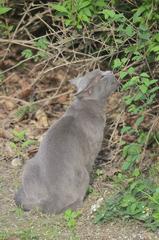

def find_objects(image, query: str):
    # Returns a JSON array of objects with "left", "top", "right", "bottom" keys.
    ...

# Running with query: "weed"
[
  {"left": 9, "top": 129, "right": 37, "bottom": 159},
  {"left": 0, "top": 1, "right": 12, "bottom": 37},
  {"left": 95, "top": 171, "right": 159, "bottom": 231},
  {"left": 15, "top": 104, "right": 37, "bottom": 121},
  {"left": 0, "top": 229, "right": 39, "bottom": 240},
  {"left": 21, "top": 37, "right": 49, "bottom": 62},
  {"left": 64, "top": 209, "right": 81, "bottom": 231},
  {"left": 13, "top": 207, "right": 24, "bottom": 217},
  {"left": 49, "top": 0, "right": 105, "bottom": 29}
]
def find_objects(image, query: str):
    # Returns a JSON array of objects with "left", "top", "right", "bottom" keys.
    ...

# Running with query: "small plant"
[
  {"left": 95, "top": 172, "right": 159, "bottom": 231},
  {"left": 0, "top": 1, "right": 12, "bottom": 37},
  {"left": 121, "top": 72, "right": 159, "bottom": 114},
  {"left": 86, "top": 185, "right": 94, "bottom": 195},
  {"left": 21, "top": 49, "right": 33, "bottom": 59},
  {"left": 13, "top": 207, "right": 24, "bottom": 217},
  {"left": 0, "top": 229, "right": 39, "bottom": 240},
  {"left": 0, "top": 70, "right": 4, "bottom": 84},
  {"left": 21, "top": 37, "right": 49, "bottom": 62},
  {"left": 95, "top": 168, "right": 103, "bottom": 177},
  {"left": 0, "top": 3, "right": 11, "bottom": 15},
  {"left": 9, "top": 129, "right": 37, "bottom": 158},
  {"left": 15, "top": 104, "right": 37, "bottom": 120},
  {"left": 64, "top": 209, "right": 81, "bottom": 231},
  {"left": 49, "top": 0, "right": 105, "bottom": 29}
]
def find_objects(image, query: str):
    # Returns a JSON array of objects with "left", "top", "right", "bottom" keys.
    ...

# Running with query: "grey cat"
[{"left": 14, "top": 69, "right": 119, "bottom": 214}]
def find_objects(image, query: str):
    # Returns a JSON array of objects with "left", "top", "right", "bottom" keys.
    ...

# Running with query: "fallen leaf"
[
  {"left": 0, "top": 128, "right": 12, "bottom": 139},
  {"left": 35, "top": 109, "right": 48, "bottom": 128},
  {"left": 4, "top": 100, "right": 16, "bottom": 111},
  {"left": 17, "top": 86, "right": 32, "bottom": 99},
  {"left": 122, "top": 134, "right": 136, "bottom": 142},
  {"left": 11, "top": 158, "right": 22, "bottom": 167}
]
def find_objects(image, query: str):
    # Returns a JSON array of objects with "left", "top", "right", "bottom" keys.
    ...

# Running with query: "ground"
[
  {"left": 0, "top": 161, "right": 159, "bottom": 240},
  {"left": 0, "top": 57, "right": 159, "bottom": 239}
]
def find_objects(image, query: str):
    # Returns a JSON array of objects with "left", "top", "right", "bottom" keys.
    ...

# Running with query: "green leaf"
[
  {"left": 133, "top": 6, "right": 146, "bottom": 23},
  {"left": 123, "top": 96, "right": 133, "bottom": 105},
  {"left": 149, "top": 86, "right": 159, "bottom": 94},
  {"left": 49, "top": 3, "right": 68, "bottom": 13},
  {"left": 122, "top": 155, "right": 138, "bottom": 171},
  {"left": 141, "top": 78, "right": 151, "bottom": 87},
  {"left": 139, "top": 84, "right": 148, "bottom": 94},
  {"left": 127, "top": 67, "right": 135, "bottom": 74},
  {"left": 121, "top": 126, "right": 132, "bottom": 134},
  {"left": 122, "top": 76, "right": 140, "bottom": 90},
  {"left": 102, "top": 9, "right": 115, "bottom": 19},
  {"left": 119, "top": 71, "right": 128, "bottom": 79},
  {"left": 9, "top": 141, "right": 17, "bottom": 149},
  {"left": 132, "top": 168, "right": 140, "bottom": 177},
  {"left": 79, "top": 12, "right": 90, "bottom": 22},
  {"left": 122, "top": 143, "right": 141, "bottom": 159},
  {"left": 154, "top": 33, "right": 159, "bottom": 42},
  {"left": 149, "top": 45, "right": 159, "bottom": 53},
  {"left": 0, "top": 6, "right": 11, "bottom": 15},
  {"left": 21, "top": 49, "right": 33, "bottom": 59},
  {"left": 135, "top": 115, "right": 144, "bottom": 127},
  {"left": 22, "top": 140, "right": 36, "bottom": 149},
  {"left": 13, "top": 130, "right": 26, "bottom": 141},
  {"left": 65, "top": 19, "right": 72, "bottom": 26},
  {"left": 113, "top": 58, "right": 122, "bottom": 69},
  {"left": 121, "top": 57, "right": 127, "bottom": 64},
  {"left": 120, "top": 194, "right": 136, "bottom": 207},
  {"left": 35, "top": 37, "right": 49, "bottom": 50},
  {"left": 134, "top": 92, "right": 144, "bottom": 101},
  {"left": 95, "top": 0, "right": 105, "bottom": 7},
  {"left": 78, "top": 1, "right": 91, "bottom": 11},
  {"left": 125, "top": 25, "right": 135, "bottom": 37},
  {"left": 140, "top": 72, "right": 149, "bottom": 78},
  {"left": 82, "top": 7, "right": 92, "bottom": 17},
  {"left": 114, "top": 13, "right": 125, "bottom": 22}
]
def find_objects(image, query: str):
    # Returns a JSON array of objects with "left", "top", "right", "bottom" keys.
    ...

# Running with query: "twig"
[
  {"left": 0, "top": 96, "right": 28, "bottom": 104},
  {"left": 108, "top": 110, "right": 125, "bottom": 147},
  {"left": 35, "top": 90, "right": 72, "bottom": 104},
  {"left": 140, "top": 116, "right": 159, "bottom": 165},
  {"left": 0, "top": 56, "right": 35, "bottom": 75},
  {"left": 3, "top": 3, "right": 32, "bottom": 60},
  {"left": 0, "top": 90, "right": 72, "bottom": 106}
]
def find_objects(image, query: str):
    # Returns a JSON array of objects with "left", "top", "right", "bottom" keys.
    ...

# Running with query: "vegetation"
[{"left": 0, "top": 0, "right": 159, "bottom": 236}]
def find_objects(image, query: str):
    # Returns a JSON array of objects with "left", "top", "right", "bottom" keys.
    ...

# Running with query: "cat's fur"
[{"left": 14, "top": 69, "right": 119, "bottom": 214}]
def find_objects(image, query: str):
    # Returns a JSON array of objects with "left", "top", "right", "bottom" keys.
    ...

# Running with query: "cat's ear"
[
  {"left": 69, "top": 75, "right": 89, "bottom": 95},
  {"left": 69, "top": 69, "right": 101, "bottom": 95}
]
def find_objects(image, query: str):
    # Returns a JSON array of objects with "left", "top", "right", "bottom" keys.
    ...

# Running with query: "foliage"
[
  {"left": 9, "top": 129, "right": 37, "bottom": 158},
  {"left": 0, "top": 1, "right": 12, "bottom": 36},
  {"left": 49, "top": 0, "right": 105, "bottom": 29},
  {"left": 15, "top": 104, "right": 37, "bottom": 120},
  {"left": 64, "top": 209, "right": 81, "bottom": 230},
  {"left": 95, "top": 171, "right": 159, "bottom": 231},
  {"left": 21, "top": 37, "right": 49, "bottom": 62},
  {"left": 0, "top": 229, "right": 39, "bottom": 240}
]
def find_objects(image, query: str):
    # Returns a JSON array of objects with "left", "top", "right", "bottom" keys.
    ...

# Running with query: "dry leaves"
[{"left": 35, "top": 109, "right": 48, "bottom": 128}]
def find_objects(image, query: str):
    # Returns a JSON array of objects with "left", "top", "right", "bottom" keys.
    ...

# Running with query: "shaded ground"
[{"left": 0, "top": 52, "right": 159, "bottom": 239}]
